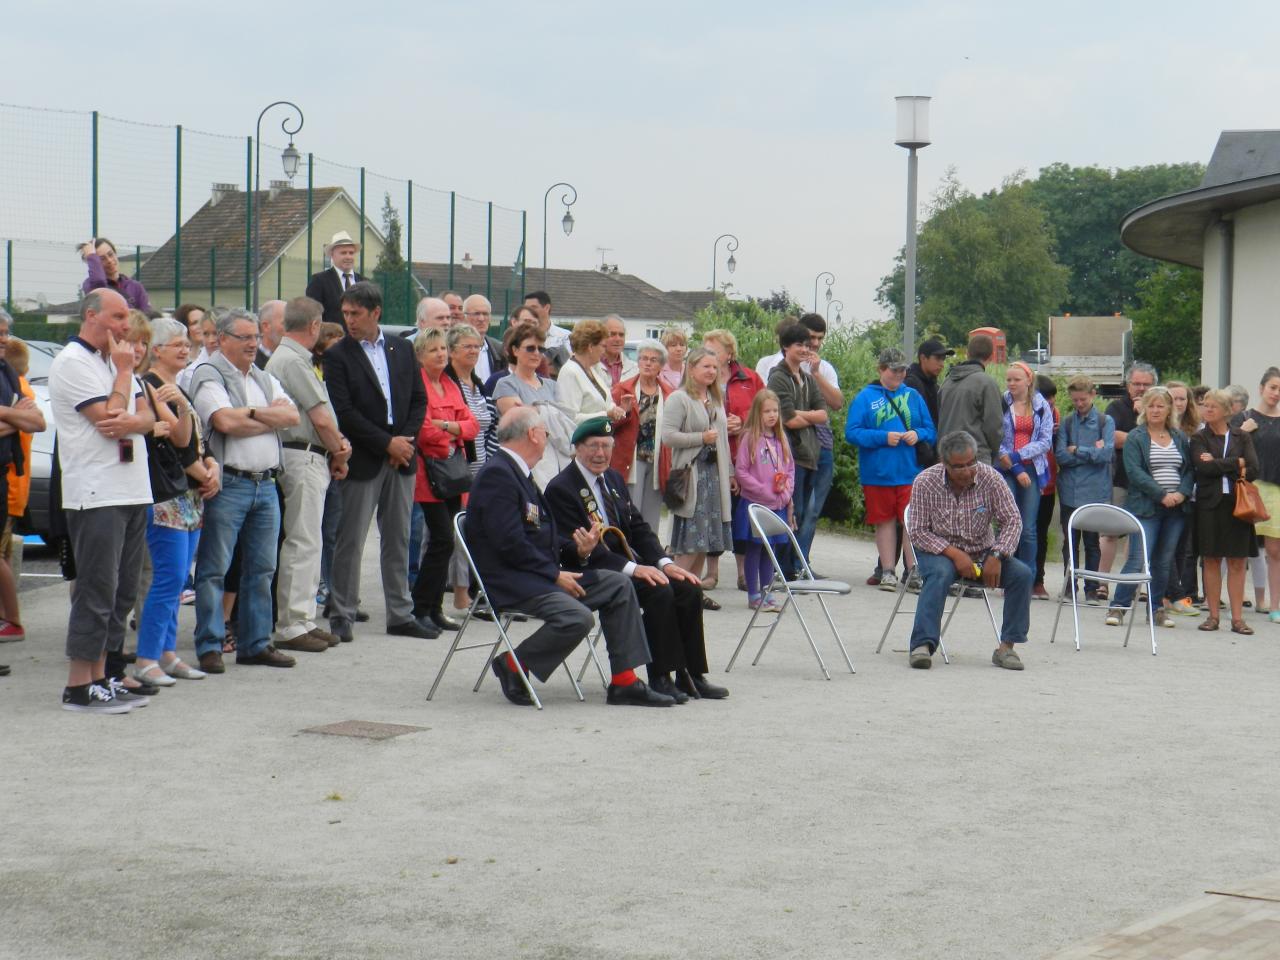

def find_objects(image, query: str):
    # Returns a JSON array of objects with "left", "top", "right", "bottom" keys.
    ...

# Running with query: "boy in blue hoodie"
[{"left": 846, "top": 348, "right": 937, "bottom": 591}]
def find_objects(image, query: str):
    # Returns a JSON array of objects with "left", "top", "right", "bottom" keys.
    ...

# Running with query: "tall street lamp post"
[
  {"left": 813, "top": 271, "right": 834, "bottom": 312},
  {"left": 542, "top": 182, "right": 577, "bottom": 289},
  {"left": 826, "top": 299, "right": 844, "bottom": 324},
  {"left": 895, "top": 95, "right": 931, "bottom": 357},
  {"left": 253, "top": 101, "right": 303, "bottom": 311},
  {"left": 711, "top": 233, "right": 739, "bottom": 293}
]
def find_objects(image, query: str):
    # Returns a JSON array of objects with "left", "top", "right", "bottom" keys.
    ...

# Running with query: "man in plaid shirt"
[{"left": 905, "top": 430, "right": 1032, "bottom": 671}]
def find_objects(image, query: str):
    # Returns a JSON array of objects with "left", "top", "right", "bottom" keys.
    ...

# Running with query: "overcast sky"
[{"left": 6, "top": 0, "right": 1279, "bottom": 320}]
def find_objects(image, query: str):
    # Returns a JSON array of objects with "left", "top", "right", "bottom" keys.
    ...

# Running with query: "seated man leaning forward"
[
  {"left": 545, "top": 416, "right": 728, "bottom": 702},
  {"left": 465, "top": 406, "right": 676, "bottom": 707},
  {"left": 904, "top": 429, "right": 1032, "bottom": 671}
]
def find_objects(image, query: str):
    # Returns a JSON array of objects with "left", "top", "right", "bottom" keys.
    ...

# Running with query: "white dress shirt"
[{"left": 359, "top": 328, "right": 394, "bottom": 425}]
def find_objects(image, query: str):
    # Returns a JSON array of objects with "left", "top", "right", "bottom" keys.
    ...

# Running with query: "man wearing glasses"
[
  {"left": 461, "top": 294, "right": 504, "bottom": 384},
  {"left": 189, "top": 309, "right": 300, "bottom": 671},
  {"left": 904, "top": 430, "right": 1032, "bottom": 671}
]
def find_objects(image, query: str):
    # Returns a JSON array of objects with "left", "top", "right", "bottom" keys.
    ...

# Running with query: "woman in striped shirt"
[{"left": 1106, "top": 387, "right": 1194, "bottom": 629}]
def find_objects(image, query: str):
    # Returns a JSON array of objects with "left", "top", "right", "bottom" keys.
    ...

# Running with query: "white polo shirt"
[{"left": 48, "top": 336, "right": 151, "bottom": 510}]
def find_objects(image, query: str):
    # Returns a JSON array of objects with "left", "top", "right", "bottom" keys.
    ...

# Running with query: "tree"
[
  {"left": 372, "top": 193, "right": 417, "bottom": 325},
  {"left": 1129, "top": 264, "right": 1202, "bottom": 380},
  {"left": 878, "top": 170, "right": 1068, "bottom": 353},
  {"left": 1019, "top": 162, "right": 1204, "bottom": 314}
]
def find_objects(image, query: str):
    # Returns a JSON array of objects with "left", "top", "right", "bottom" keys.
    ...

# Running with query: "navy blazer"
[
  {"left": 304, "top": 268, "right": 365, "bottom": 329},
  {"left": 322, "top": 330, "right": 426, "bottom": 482},
  {"left": 465, "top": 450, "right": 583, "bottom": 610},
  {"left": 544, "top": 462, "right": 666, "bottom": 572}
]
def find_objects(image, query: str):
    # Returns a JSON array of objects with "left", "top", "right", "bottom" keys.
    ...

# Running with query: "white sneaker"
[
  {"left": 1105, "top": 609, "right": 1124, "bottom": 627},
  {"left": 61, "top": 682, "right": 133, "bottom": 714},
  {"left": 878, "top": 571, "right": 899, "bottom": 592}
]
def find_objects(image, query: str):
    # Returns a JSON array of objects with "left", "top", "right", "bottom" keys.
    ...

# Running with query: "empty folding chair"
[
  {"left": 1050, "top": 502, "right": 1156, "bottom": 654},
  {"left": 875, "top": 505, "right": 1000, "bottom": 663},
  {"left": 725, "top": 502, "right": 855, "bottom": 679},
  {"left": 426, "top": 512, "right": 606, "bottom": 709}
]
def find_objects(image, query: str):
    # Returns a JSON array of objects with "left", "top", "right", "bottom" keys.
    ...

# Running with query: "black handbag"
[
  {"left": 425, "top": 447, "right": 472, "bottom": 500},
  {"left": 662, "top": 464, "right": 691, "bottom": 509},
  {"left": 143, "top": 385, "right": 191, "bottom": 504}
]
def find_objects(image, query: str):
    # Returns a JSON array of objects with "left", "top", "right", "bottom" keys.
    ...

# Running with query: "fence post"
[
  {"left": 5, "top": 240, "right": 12, "bottom": 313},
  {"left": 521, "top": 209, "right": 527, "bottom": 301},
  {"left": 359, "top": 167, "right": 366, "bottom": 277},
  {"left": 91, "top": 110, "right": 99, "bottom": 237},
  {"left": 406, "top": 180, "right": 413, "bottom": 325},
  {"left": 486, "top": 201, "right": 493, "bottom": 304},
  {"left": 244, "top": 137, "right": 252, "bottom": 308},
  {"left": 277, "top": 257, "right": 282, "bottom": 300},
  {"left": 211, "top": 247, "right": 217, "bottom": 307},
  {"left": 448, "top": 191, "right": 456, "bottom": 290},
  {"left": 306, "top": 153, "right": 314, "bottom": 280},
  {"left": 175, "top": 124, "right": 183, "bottom": 307},
  {"left": 135, "top": 245, "right": 142, "bottom": 284}
]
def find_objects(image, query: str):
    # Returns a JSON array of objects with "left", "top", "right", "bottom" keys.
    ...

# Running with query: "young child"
[{"left": 733, "top": 390, "right": 795, "bottom": 611}]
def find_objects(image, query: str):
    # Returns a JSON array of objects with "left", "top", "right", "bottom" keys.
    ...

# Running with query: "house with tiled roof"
[
  {"left": 139, "top": 182, "right": 387, "bottom": 310},
  {"left": 410, "top": 263, "right": 701, "bottom": 340}
]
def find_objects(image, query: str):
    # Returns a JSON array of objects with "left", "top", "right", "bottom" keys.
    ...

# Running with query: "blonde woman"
[{"left": 558, "top": 319, "right": 629, "bottom": 425}]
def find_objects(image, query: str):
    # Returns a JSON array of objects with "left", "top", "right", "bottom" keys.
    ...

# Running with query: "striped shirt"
[
  {"left": 907, "top": 461, "right": 1022, "bottom": 559},
  {"left": 1147, "top": 436, "right": 1183, "bottom": 491}
]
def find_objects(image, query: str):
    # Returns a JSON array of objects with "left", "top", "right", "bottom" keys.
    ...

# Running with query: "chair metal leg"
[
  {"left": 751, "top": 593, "right": 792, "bottom": 667},
  {"left": 562, "top": 660, "right": 586, "bottom": 701},
  {"left": 1123, "top": 596, "right": 1137, "bottom": 648},
  {"left": 875, "top": 577, "right": 910, "bottom": 654},
  {"left": 1050, "top": 580, "right": 1065, "bottom": 645},
  {"left": 725, "top": 602, "right": 765, "bottom": 673},
  {"left": 1147, "top": 591, "right": 1158, "bottom": 656},
  {"left": 764, "top": 591, "right": 831, "bottom": 680},
  {"left": 427, "top": 599, "right": 475, "bottom": 701},
  {"left": 576, "top": 622, "right": 608, "bottom": 688},
  {"left": 815, "top": 595, "right": 855, "bottom": 673}
]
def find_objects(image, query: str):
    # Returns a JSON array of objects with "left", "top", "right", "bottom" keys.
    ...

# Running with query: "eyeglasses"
[
  {"left": 579, "top": 440, "right": 613, "bottom": 452},
  {"left": 945, "top": 459, "right": 978, "bottom": 472},
  {"left": 520, "top": 344, "right": 544, "bottom": 354},
  {"left": 455, "top": 343, "right": 482, "bottom": 351},
  {"left": 465, "top": 311, "right": 492, "bottom": 318},
  {"left": 223, "top": 331, "right": 261, "bottom": 343}
]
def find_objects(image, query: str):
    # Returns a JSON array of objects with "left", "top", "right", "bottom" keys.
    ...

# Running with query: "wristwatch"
[
  {"left": 247, "top": 407, "right": 257, "bottom": 421},
  {"left": 988, "top": 549, "right": 1008, "bottom": 561}
]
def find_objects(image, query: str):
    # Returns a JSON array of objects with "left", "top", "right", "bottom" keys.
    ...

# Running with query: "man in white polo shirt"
[{"left": 49, "top": 288, "right": 155, "bottom": 714}]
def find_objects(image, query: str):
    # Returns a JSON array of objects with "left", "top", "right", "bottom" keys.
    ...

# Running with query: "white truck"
[{"left": 1044, "top": 315, "right": 1133, "bottom": 395}]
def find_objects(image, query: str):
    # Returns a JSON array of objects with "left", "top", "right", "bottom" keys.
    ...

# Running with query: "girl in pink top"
[{"left": 733, "top": 390, "right": 795, "bottom": 611}]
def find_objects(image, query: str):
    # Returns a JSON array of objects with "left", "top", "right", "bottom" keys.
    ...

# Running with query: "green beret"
[{"left": 571, "top": 417, "right": 614, "bottom": 445}]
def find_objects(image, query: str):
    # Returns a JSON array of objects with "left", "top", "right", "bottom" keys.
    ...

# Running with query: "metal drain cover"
[{"left": 302, "top": 720, "right": 427, "bottom": 740}]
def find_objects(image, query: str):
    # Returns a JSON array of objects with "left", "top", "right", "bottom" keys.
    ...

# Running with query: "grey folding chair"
[
  {"left": 426, "top": 511, "right": 606, "bottom": 709},
  {"left": 1050, "top": 502, "right": 1156, "bottom": 655},
  {"left": 874, "top": 505, "right": 1000, "bottom": 663},
  {"left": 725, "top": 503, "right": 855, "bottom": 679}
]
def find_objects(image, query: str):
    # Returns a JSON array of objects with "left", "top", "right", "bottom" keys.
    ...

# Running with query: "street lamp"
[
  {"left": 813, "top": 271, "right": 834, "bottom": 312},
  {"left": 253, "top": 100, "right": 304, "bottom": 311},
  {"left": 826, "top": 299, "right": 844, "bottom": 324},
  {"left": 895, "top": 95, "right": 931, "bottom": 358},
  {"left": 542, "top": 182, "right": 578, "bottom": 288},
  {"left": 711, "top": 233, "right": 739, "bottom": 294}
]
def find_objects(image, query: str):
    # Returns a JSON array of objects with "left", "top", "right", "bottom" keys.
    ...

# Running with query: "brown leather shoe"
[
  {"left": 235, "top": 645, "right": 296, "bottom": 668},
  {"left": 198, "top": 651, "right": 225, "bottom": 674},
  {"left": 274, "top": 633, "right": 329, "bottom": 653},
  {"left": 308, "top": 627, "right": 341, "bottom": 647}
]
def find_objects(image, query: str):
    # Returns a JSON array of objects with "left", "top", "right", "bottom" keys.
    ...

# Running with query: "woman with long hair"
[
  {"left": 1236, "top": 367, "right": 1280, "bottom": 623},
  {"left": 1164, "top": 379, "right": 1202, "bottom": 616},
  {"left": 996, "top": 361, "right": 1054, "bottom": 569},
  {"left": 1192, "top": 389, "right": 1260, "bottom": 633}
]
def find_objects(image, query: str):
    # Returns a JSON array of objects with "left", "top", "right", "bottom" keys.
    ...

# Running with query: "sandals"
[
  {"left": 162, "top": 659, "right": 207, "bottom": 680},
  {"left": 701, "top": 576, "right": 718, "bottom": 591},
  {"left": 1198, "top": 618, "right": 1220, "bottom": 632},
  {"left": 1231, "top": 619, "right": 1254, "bottom": 636},
  {"left": 701, "top": 594, "right": 722, "bottom": 611},
  {"left": 128, "top": 662, "right": 177, "bottom": 686}
]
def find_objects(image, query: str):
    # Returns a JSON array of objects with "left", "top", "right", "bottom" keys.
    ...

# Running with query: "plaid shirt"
[{"left": 907, "top": 462, "right": 1021, "bottom": 559}]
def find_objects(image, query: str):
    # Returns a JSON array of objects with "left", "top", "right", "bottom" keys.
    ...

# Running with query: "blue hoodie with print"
[{"left": 845, "top": 381, "right": 936, "bottom": 487}]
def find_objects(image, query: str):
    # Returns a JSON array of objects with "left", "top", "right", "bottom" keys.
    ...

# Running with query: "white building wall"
[{"left": 1201, "top": 199, "right": 1280, "bottom": 390}]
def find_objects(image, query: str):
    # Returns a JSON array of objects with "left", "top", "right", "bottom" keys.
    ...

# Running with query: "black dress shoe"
[
  {"left": 491, "top": 657, "right": 533, "bottom": 706},
  {"left": 679, "top": 673, "right": 729, "bottom": 700},
  {"left": 323, "top": 603, "right": 371, "bottom": 623},
  {"left": 429, "top": 610, "right": 462, "bottom": 631},
  {"left": 355, "top": 608, "right": 370, "bottom": 623},
  {"left": 648, "top": 674, "right": 689, "bottom": 704},
  {"left": 387, "top": 619, "right": 441, "bottom": 639},
  {"left": 606, "top": 679, "right": 675, "bottom": 707}
]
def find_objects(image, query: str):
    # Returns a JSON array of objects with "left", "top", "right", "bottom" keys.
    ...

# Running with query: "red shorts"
[{"left": 864, "top": 484, "right": 912, "bottom": 525}]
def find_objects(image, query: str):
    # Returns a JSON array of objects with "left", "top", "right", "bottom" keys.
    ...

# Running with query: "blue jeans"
[
  {"left": 1003, "top": 474, "right": 1040, "bottom": 570},
  {"left": 787, "top": 464, "right": 817, "bottom": 572},
  {"left": 137, "top": 514, "right": 200, "bottom": 661},
  {"left": 797, "top": 445, "right": 834, "bottom": 561},
  {"left": 1112, "top": 507, "right": 1185, "bottom": 611},
  {"left": 407, "top": 501, "right": 426, "bottom": 591},
  {"left": 194, "top": 474, "right": 281, "bottom": 658},
  {"left": 909, "top": 550, "right": 1032, "bottom": 652},
  {"left": 318, "top": 480, "right": 342, "bottom": 602}
]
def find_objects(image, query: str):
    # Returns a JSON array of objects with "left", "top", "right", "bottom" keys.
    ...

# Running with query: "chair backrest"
[
  {"left": 1064, "top": 502, "right": 1149, "bottom": 574},
  {"left": 748, "top": 502, "right": 810, "bottom": 579},
  {"left": 452, "top": 511, "right": 490, "bottom": 601}
]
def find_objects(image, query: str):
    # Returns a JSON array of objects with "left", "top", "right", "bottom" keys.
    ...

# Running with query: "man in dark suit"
[
  {"left": 466, "top": 406, "right": 673, "bottom": 708},
  {"left": 545, "top": 418, "right": 728, "bottom": 702},
  {"left": 305, "top": 231, "right": 364, "bottom": 329},
  {"left": 321, "top": 281, "right": 433, "bottom": 641}
]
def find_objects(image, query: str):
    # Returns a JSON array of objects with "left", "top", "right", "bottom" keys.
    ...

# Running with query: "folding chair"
[
  {"left": 725, "top": 503, "right": 855, "bottom": 679},
  {"left": 875, "top": 505, "right": 1000, "bottom": 663},
  {"left": 1050, "top": 503, "right": 1156, "bottom": 655},
  {"left": 426, "top": 512, "right": 607, "bottom": 709}
]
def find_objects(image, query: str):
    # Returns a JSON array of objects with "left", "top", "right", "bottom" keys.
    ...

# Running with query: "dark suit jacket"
[
  {"left": 466, "top": 450, "right": 583, "bottom": 610},
  {"left": 322, "top": 330, "right": 426, "bottom": 482},
  {"left": 544, "top": 463, "right": 666, "bottom": 572},
  {"left": 483, "top": 335, "right": 505, "bottom": 380},
  {"left": 1190, "top": 426, "right": 1259, "bottom": 509},
  {"left": 305, "top": 268, "right": 365, "bottom": 329}
]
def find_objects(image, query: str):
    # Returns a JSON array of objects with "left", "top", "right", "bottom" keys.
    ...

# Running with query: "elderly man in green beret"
[{"left": 545, "top": 417, "right": 728, "bottom": 701}]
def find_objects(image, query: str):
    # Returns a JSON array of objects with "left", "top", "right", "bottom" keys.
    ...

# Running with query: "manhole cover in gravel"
[{"left": 302, "top": 720, "right": 427, "bottom": 740}]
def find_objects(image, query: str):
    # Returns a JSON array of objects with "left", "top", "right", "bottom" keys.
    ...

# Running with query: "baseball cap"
[
  {"left": 877, "top": 347, "right": 908, "bottom": 370},
  {"left": 918, "top": 337, "right": 955, "bottom": 359}
]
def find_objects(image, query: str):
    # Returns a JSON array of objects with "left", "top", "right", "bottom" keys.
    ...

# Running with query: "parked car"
[{"left": 16, "top": 341, "right": 61, "bottom": 542}]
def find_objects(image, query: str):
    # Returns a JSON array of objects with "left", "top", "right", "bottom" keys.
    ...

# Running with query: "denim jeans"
[
  {"left": 137, "top": 515, "right": 200, "bottom": 661},
  {"left": 786, "top": 464, "right": 817, "bottom": 572},
  {"left": 1003, "top": 474, "right": 1040, "bottom": 570},
  {"left": 1112, "top": 507, "right": 1185, "bottom": 611},
  {"left": 909, "top": 550, "right": 1032, "bottom": 652},
  {"left": 407, "top": 501, "right": 426, "bottom": 591},
  {"left": 194, "top": 474, "right": 281, "bottom": 658},
  {"left": 798, "top": 446, "right": 834, "bottom": 561}
]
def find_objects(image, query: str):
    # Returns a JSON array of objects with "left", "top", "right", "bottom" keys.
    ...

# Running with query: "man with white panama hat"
[{"left": 305, "top": 230, "right": 364, "bottom": 330}]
